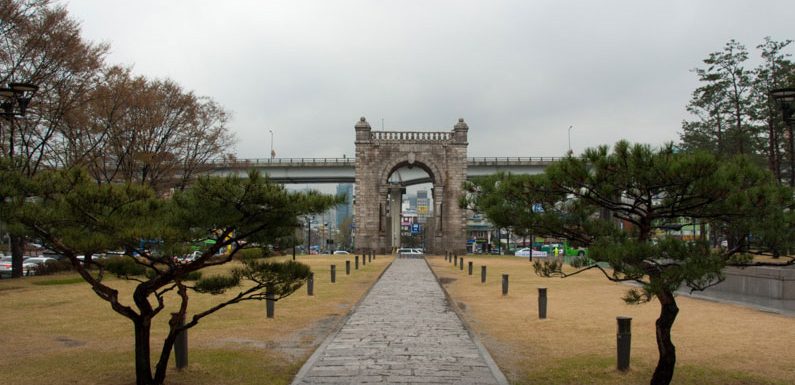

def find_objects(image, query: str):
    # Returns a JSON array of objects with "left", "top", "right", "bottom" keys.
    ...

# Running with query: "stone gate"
[{"left": 353, "top": 117, "right": 468, "bottom": 255}]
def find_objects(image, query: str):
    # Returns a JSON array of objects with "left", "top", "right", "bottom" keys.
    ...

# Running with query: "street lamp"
[
  {"left": 771, "top": 87, "right": 795, "bottom": 185},
  {"left": 1, "top": 82, "right": 38, "bottom": 119},
  {"left": 567, "top": 125, "right": 573, "bottom": 156},
  {"left": 269, "top": 129, "right": 275, "bottom": 159},
  {"left": 771, "top": 88, "right": 795, "bottom": 125},
  {"left": 306, "top": 215, "right": 314, "bottom": 255}
]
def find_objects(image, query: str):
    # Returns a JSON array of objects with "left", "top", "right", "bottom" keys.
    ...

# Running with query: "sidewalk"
[{"left": 291, "top": 257, "right": 507, "bottom": 385}]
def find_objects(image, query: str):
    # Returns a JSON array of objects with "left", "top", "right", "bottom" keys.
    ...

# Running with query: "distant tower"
[{"left": 335, "top": 183, "right": 353, "bottom": 228}]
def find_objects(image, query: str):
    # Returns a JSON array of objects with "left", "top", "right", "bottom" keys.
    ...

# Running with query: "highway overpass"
[{"left": 206, "top": 157, "right": 561, "bottom": 185}]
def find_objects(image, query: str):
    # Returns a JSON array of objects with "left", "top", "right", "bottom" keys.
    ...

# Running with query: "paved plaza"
[{"left": 291, "top": 257, "right": 507, "bottom": 385}]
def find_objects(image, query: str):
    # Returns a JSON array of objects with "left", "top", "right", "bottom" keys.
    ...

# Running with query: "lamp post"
[
  {"left": 567, "top": 125, "right": 573, "bottom": 156},
  {"left": 1, "top": 82, "right": 39, "bottom": 158},
  {"left": 771, "top": 87, "right": 795, "bottom": 186},
  {"left": 269, "top": 129, "right": 275, "bottom": 159},
  {"left": 1, "top": 82, "right": 38, "bottom": 118},
  {"left": 306, "top": 215, "right": 314, "bottom": 255},
  {"left": 322, "top": 222, "right": 328, "bottom": 253},
  {"left": 1, "top": 82, "right": 37, "bottom": 279}
]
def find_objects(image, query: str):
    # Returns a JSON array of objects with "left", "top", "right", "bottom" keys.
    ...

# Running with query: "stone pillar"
[
  {"left": 388, "top": 185, "right": 403, "bottom": 252},
  {"left": 377, "top": 185, "right": 389, "bottom": 254},
  {"left": 354, "top": 117, "right": 375, "bottom": 254},
  {"left": 355, "top": 116, "right": 371, "bottom": 142},
  {"left": 454, "top": 117, "right": 469, "bottom": 143},
  {"left": 447, "top": 118, "right": 469, "bottom": 255}
]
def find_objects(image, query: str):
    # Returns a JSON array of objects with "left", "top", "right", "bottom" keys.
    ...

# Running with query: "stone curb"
[
  {"left": 289, "top": 258, "right": 395, "bottom": 385},
  {"left": 675, "top": 289, "right": 795, "bottom": 317},
  {"left": 424, "top": 256, "right": 511, "bottom": 385}
]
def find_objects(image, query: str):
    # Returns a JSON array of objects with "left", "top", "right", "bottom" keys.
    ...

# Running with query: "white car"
[
  {"left": 514, "top": 248, "right": 548, "bottom": 258},
  {"left": 397, "top": 248, "right": 423, "bottom": 256},
  {"left": 0, "top": 256, "right": 13, "bottom": 278},
  {"left": 175, "top": 251, "right": 201, "bottom": 263},
  {"left": 1, "top": 255, "right": 38, "bottom": 277},
  {"left": 22, "top": 257, "right": 56, "bottom": 276},
  {"left": 332, "top": 250, "right": 350, "bottom": 255}
]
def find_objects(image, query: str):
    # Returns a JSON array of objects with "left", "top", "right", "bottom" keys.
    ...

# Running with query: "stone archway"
[{"left": 353, "top": 117, "right": 469, "bottom": 255}]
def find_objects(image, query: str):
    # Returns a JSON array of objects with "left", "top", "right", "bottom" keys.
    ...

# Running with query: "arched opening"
[{"left": 383, "top": 162, "right": 435, "bottom": 252}]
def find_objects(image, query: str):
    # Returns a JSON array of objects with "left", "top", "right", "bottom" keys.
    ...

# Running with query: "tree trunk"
[
  {"left": 134, "top": 318, "right": 156, "bottom": 385},
  {"left": 767, "top": 118, "right": 782, "bottom": 183},
  {"left": 650, "top": 289, "right": 679, "bottom": 385},
  {"left": 10, "top": 234, "right": 25, "bottom": 278},
  {"left": 788, "top": 123, "right": 795, "bottom": 187},
  {"left": 152, "top": 313, "right": 182, "bottom": 384},
  {"left": 153, "top": 332, "right": 177, "bottom": 384}
]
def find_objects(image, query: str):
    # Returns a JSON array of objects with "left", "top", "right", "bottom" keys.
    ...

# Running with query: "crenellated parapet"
[
  {"left": 371, "top": 131, "right": 453, "bottom": 143},
  {"left": 355, "top": 116, "right": 469, "bottom": 145}
]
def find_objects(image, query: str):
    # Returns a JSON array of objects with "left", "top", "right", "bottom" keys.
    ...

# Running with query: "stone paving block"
[{"left": 291, "top": 258, "right": 503, "bottom": 385}]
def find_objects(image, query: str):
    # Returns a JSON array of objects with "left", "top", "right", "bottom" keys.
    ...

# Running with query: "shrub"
[
  {"left": 234, "top": 247, "right": 268, "bottom": 261},
  {"left": 33, "top": 259, "right": 73, "bottom": 275},
  {"left": 195, "top": 274, "right": 240, "bottom": 294},
  {"left": 104, "top": 256, "right": 147, "bottom": 277}
]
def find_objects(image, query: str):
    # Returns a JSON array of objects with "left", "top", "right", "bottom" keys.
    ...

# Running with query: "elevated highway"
[{"left": 206, "top": 156, "right": 561, "bottom": 185}]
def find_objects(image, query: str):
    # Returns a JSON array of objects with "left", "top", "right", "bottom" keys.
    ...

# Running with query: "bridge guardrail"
[
  {"left": 207, "top": 157, "right": 357, "bottom": 168},
  {"left": 467, "top": 156, "right": 563, "bottom": 164},
  {"left": 208, "top": 156, "right": 563, "bottom": 168}
]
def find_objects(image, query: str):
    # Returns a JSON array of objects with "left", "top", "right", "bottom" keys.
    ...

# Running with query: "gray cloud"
[{"left": 65, "top": 0, "right": 795, "bottom": 159}]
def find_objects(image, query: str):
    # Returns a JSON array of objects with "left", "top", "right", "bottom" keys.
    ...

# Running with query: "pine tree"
[
  {"left": 8, "top": 168, "right": 340, "bottom": 385},
  {"left": 463, "top": 142, "right": 793, "bottom": 385}
]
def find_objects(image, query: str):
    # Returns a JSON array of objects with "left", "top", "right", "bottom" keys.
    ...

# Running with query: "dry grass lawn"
[
  {"left": 0, "top": 254, "right": 392, "bottom": 385},
  {"left": 428, "top": 255, "right": 795, "bottom": 385}
]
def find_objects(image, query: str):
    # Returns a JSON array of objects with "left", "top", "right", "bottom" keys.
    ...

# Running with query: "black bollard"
[
  {"left": 617, "top": 316, "right": 632, "bottom": 371},
  {"left": 355, "top": 255, "right": 359, "bottom": 270},
  {"left": 346, "top": 260, "right": 351, "bottom": 275},
  {"left": 538, "top": 288, "right": 547, "bottom": 319},
  {"left": 266, "top": 289, "right": 275, "bottom": 318},
  {"left": 459, "top": 257, "right": 464, "bottom": 270},
  {"left": 481, "top": 265, "right": 487, "bottom": 283},
  {"left": 174, "top": 313, "right": 187, "bottom": 369},
  {"left": 468, "top": 261, "right": 473, "bottom": 275},
  {"left": 454, "top": 254, "right": 458, "bottom": 266},
  {"left": 362, "top": 254, "right": 366, "bottom": 266},
  {"left": 368, "top": 254, "right": 372, "bottom": 263},
  {"left": 445, "top": 253, "right": 448, "bottom": 262},
  {"left": 307, "top": 272, "right": 314, "bottom": 296},
  {"left": 502, "top": 274, "right": 509, "bottom": 296},
  {"left": 330, "top": 265, "right": 336, "bottom": 283}
]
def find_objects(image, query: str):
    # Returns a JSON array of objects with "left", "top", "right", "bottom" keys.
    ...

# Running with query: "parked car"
[
  {"left": 332, "top": 250, "right": 350, "bottom": 255},
  {"left": 175, "top": 251, "right": 201, "bottom": 264},
  {"left": 0, "top": 256, "right": 12, "bottom": 278},
  {"left": 514, "top": 248, "right": 549, "bottom": 258},
  {"left": 396, "top": 248, "right": 423, "bottom": 257},
  {"left": 22, "top": 257, "right": 56, "bottom": 276},
  {"left": 1, "top": 255, "right": 35, "bottom": 278}
]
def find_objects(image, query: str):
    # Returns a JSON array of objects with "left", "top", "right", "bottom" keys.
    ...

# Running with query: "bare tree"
[{"left": 1, "top": 0, "right": 107, "bottom": 277}]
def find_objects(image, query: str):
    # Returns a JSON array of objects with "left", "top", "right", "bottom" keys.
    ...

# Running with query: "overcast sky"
[{"left": 63, "top": 0, "right": 795, "bottom": 160}]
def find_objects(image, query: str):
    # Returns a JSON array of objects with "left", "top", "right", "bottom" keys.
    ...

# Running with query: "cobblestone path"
[{"left": 291, "top": 257, "right": 506, "bottom": 385}]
